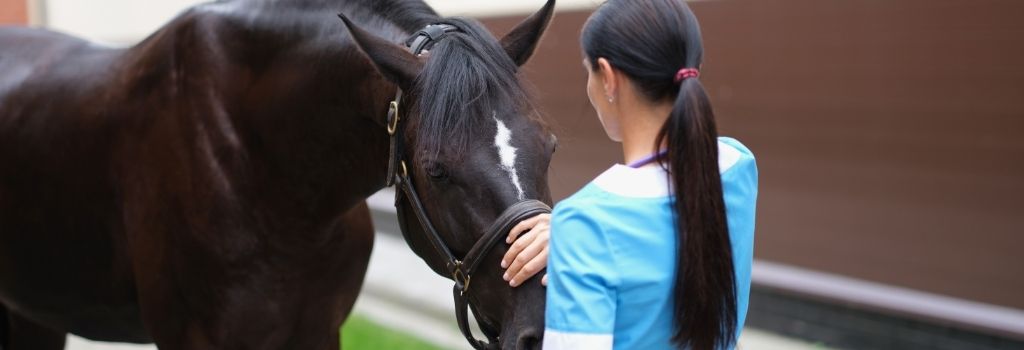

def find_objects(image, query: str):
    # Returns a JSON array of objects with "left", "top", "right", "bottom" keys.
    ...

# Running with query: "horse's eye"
[{"left": 426, "top": 163, "right": 449, "bottom": 180}]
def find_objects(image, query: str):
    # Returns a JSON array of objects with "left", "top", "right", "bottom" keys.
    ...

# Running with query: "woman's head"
[
  {"left": 581, "top": 0, "right": 703, "bottom": 141},
  {"left": 582, "top": 0, "right": 702, "bottom": 101},
  {"left": 581, "top": 1, "right": 738, "bottom": 349}
]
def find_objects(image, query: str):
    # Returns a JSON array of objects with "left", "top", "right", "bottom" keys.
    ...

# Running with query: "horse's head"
[{"left": 341, "top": 1, "right": 556, "bottom": 349}]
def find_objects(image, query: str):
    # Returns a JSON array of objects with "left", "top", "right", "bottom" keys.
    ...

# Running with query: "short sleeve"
[
  {"left": 543, "top": 201, "right": 617, "bottom": 350},
  {"left": 718, "top": 136, "right": 759, "bottom": 332}
]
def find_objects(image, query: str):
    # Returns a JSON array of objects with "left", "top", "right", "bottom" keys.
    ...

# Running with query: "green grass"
[{"left": 340, "top": 315, "right": 448, "bottom": 350}]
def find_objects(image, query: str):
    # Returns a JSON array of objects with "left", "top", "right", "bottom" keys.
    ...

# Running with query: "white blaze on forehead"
[{"left": 494, "top": 114, "right": 526, "bottom": 200}]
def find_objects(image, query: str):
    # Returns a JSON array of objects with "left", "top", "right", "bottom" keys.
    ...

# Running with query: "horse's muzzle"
[{"left": 513, "top": 327, "right": 543, "bottom": 350}]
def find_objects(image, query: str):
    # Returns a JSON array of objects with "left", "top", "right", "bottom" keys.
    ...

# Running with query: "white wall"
[
  {"left": 40, "top": 0, "right": 602, "bottom": 45},
  {"left": 44, "top": 0, "right": 207, "bottom": 44}
]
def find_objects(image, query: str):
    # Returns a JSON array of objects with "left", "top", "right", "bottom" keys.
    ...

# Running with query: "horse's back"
[{"left": 0, "top": 27, "right": 94, "bottom": 94}]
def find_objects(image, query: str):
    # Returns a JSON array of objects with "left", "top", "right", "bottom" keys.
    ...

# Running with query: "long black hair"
[{"left": 582, "top": 1, "right": 737, "bottom": 349}]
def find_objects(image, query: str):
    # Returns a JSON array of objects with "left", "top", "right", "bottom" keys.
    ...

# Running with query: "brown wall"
[
  {"left": 0, "top": 0, "right": 27, "bottom": 25},
  {"left": 484, "top": 0, "right": 1024, "bottom": 311}
]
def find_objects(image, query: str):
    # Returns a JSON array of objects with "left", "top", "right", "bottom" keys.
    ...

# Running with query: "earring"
[{"left": 608, "top": 97, "right": 614, "bottom": 103}]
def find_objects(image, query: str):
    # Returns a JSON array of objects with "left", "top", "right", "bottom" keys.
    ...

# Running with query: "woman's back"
[{"left": 545, "top": 138, "right": 758, "bottom": 349}]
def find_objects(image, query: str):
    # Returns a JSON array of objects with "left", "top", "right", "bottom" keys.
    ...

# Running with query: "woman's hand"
[{"left": 501, "top": 213, "right": 551, "bottom": 287}]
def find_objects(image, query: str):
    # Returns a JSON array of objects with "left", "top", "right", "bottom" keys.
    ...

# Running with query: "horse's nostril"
[{"left": 517, "top": 330, "right": 543, "bottom": 350}]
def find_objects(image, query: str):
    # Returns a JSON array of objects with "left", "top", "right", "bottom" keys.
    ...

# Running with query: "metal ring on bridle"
[
  {"left": 386, "top": 101, "right": 400, "bottom": 135},
  {"left": 452, "top": 263, "right": 471, "bottom": 294}
]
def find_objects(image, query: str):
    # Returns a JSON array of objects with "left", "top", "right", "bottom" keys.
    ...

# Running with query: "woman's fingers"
[
  {"left": 502, "top": 227, "right": 538, "bottom": 269},
  {"left": 505, "top": 237, "right": 544, "bottom": 284},
  {"left": 509, "top": 246, "right": 548, "bottom": 287},
  {"left": 506, "top": 215, "right": 542, "bottom": 244},
  {"left": 502, "top": 213, "right": 552, "bottom": 287},
  {"left": 504, "top": 229, "right": 549, "bottom": 286}
]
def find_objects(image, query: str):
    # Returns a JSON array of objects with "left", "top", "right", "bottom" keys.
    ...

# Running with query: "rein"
[{"left": 383, "top": 23, "right": 552, "bottom": 350}]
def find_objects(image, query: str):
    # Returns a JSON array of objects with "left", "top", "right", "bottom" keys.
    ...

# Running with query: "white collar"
[{"left": 591, "top": 140, "right": 743, "bottom": 198}]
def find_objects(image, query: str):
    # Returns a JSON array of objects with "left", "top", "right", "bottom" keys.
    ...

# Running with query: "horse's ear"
[
  {"left": 339, "top": 14, "right": 422, "bottom": 88},
  {"left": 499, "top": 0, "right": 556, "bottom": 66}
]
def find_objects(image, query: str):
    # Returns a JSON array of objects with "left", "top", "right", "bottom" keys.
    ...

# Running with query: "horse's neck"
[
  {"left": 225, "top": 0, "right": 438, "bottom": 32},
  {"left": 117, "top": 6, "right": 398, "bottom": 227}
]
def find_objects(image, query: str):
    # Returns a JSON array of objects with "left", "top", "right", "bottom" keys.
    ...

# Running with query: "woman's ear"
[{"left": 596, "top": 58, "right": 617, "bottom": 103}]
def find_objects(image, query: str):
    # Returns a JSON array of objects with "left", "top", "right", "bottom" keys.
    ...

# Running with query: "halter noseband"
[{"left": 383, "top": 23, "right": 552, "bottom": 350}]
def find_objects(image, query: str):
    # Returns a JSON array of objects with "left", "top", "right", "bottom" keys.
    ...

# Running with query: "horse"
[{"left": 0, "top": 0, "right": 557, "bottom": 348}]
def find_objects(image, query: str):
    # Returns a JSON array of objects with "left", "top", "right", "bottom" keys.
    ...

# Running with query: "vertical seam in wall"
[{"left": 28, "top": 0, "right": 47, "bottom": 26}]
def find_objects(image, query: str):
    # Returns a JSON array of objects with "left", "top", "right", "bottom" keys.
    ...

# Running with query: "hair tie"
[{"left": 674, "top": 68, "right": 700, "bottom": 84}]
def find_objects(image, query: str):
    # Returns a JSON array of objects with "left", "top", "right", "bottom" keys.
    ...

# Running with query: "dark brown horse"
[{"left": 0, "top": 0, "right": 556, "bottom": 349}]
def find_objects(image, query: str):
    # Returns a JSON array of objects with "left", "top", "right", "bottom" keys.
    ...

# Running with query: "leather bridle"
[{"left": 383, "top": 23, "right": 552, "bottom": 350}]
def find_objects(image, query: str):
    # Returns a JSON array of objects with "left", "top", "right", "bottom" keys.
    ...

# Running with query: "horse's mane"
[{"left": 412, "top": 17, "right": 540, "bottom": 158}]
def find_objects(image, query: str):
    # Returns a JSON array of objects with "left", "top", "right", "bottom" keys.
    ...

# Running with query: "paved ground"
[{"left": 67, "top": 229, "right": 825, "bottom": 350}]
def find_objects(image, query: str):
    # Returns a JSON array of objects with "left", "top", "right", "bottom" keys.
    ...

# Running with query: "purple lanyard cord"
[{"left": 627, "top": 150, "right": 668, "bottom": 168}]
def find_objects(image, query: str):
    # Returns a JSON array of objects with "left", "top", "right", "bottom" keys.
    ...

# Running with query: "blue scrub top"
[{"left": 543, "top": 137, "right": 758, "bottom": 350}]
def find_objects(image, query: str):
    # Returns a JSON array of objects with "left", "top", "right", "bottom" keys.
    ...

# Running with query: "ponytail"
[{"left": 656, "top": 76, "right": 737, "bottom": 350}]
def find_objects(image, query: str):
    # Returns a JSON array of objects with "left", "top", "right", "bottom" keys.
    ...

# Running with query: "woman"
[{"left": 500, "top": 0, "right": 758, "bottom": 349}]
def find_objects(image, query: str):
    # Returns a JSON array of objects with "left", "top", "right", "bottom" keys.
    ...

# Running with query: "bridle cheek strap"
[
  {"left": 383, "top": 23, "right": 458, "bottom": 186},
  {"left": 456, "top": 287, "right": 500, "bottom": 349},
  {"left": 394, "top": 168, "right": 550, "bottom": 349},
  {"left": 453, "top": 200, "right": 552, "bottom": 349}
]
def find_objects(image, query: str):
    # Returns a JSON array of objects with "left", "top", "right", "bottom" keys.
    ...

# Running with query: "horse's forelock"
[{"left": 411, "top": 17, "right": 543, "bottom": 160}]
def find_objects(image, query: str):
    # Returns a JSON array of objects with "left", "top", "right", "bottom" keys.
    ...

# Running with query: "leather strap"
[
  {"left": 452, "top": 200, "right": 550, "bottom": 350},
  {"left": 395, "top": 166, "right": 551, "bottom": 350},
  {"left": 460, "top": 200, "right": 552, "bottom": 290},
  {"left": 406, "top": 24, "right": 459, "bottom": 52},
  {"left": 383, "top": 24, "right": 458, "bottom": 186},
  {"left": 396, "top": 166, "right": 551, "bottom": 288},
  {"left": 395, "top": 167, "right": 458, "bottom": 267},
  {"left": 455, "top": 286, "right": 500, "bottom": 349},
  {"left": 384, "top": 90, "right": 404, "bottom": 186}
]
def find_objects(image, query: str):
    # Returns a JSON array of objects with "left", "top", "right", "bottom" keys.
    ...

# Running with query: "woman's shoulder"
[
  {"left": 551, "top": 180, "right": 673, "bottom": 247},
  {"left": 718, "top": 136, "right": 754, "bottom": 157},
  {"left": 551, "top": 186, "right": 608, "bottom": 225},
  {"left": 550, "top": 184, "right": 633, "bottom": 241},
  {"left": 718, "top": 136, "right": 757, "bottom": 176},
  {"left": 554, "top": 179, "right": 667, "bottom": 219}
]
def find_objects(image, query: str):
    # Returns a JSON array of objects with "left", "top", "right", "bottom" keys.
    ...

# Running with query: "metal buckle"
[
  {"left": 452, "top": 261, "right": 472, "bottom": 294},
  {"left": 399, "top": 160, "right": 408, "bottom": 178},
  {"left": 386, "top": 101, "right": 400, "bottom": 136}
]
